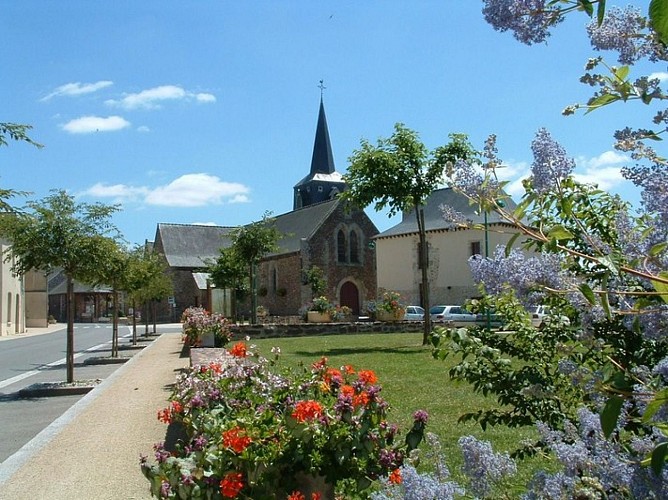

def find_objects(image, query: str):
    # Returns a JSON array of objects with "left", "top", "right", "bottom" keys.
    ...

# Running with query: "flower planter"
[
  {"left": 200, "top": 331, "right": 215, "bottom": 348},
  {"left": 307, "top": 311, "right": 331, "bottom": 323},
  {"left": 376, "top": 309, "right": 405, "bottom": 322}
]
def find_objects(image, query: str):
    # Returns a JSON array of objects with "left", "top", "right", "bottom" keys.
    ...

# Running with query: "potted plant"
[
  {"left": 305, "top": 296, "right": 334, "bottom": 323},
  {"left": 142, "top": 344, "right": 427, "bottom": 498},
  {"left": 375, "top": 291, "right": 406, "bottom": 322}
]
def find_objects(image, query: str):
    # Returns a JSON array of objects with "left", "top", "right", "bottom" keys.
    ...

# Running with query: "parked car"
[
  {"left": 403, "top": 305, "right": 425, "bottom": 321},
  {"left": 528, "top": 305, "right": 571, "bottom": 328},
  {"left": 429, "top": 305, "right": 477, "bottom": 325}
]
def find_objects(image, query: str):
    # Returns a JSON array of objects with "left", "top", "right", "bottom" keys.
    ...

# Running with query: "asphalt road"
[{"left": 0, "top": 323, "right": 139, "bottom": 463}]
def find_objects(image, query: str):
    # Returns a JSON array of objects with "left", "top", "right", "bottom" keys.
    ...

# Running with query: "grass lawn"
[{"left": 249, "top": 331, "right": 553, "bottom": 496}]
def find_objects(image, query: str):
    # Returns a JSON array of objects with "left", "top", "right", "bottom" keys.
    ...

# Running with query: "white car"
[
  {"left": 429, "top": 305, "right": 477, "bottom": 326},
  {"left": 403, "top": 306, "right": 425, "bottom": 321},
  {"left": 529, "top": 305, "right": 570, "bottom": 328}
]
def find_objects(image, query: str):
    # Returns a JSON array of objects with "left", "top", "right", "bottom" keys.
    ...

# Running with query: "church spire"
[
  {"left": 309, "top": 83, "right": 335, "bottom": 175},
  {"left": 293, "top": 84, "right": 346, "bottom": 210}
]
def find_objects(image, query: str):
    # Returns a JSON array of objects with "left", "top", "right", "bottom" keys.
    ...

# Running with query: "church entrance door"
[{"left": 339, "top": 281, "right": 360, "bottom": 316}]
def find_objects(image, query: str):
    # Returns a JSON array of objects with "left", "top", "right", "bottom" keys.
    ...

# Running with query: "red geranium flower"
[
  {"left": 357, "top": 369, "right": 378, "bottom": 385},
  {"left": 220, "top": 472, "right": 244, "bottom": 498},
  {"left": 389, "top": 468, "right": 402, "bottom": 485},
  {"left": 287, "top": 491, "right": 305, "bottom": 500},
  {"left": 353, "top": 391, "right": 370, "bottom": 408},
  {"left": 229, "top": 342, "right": 247, "bottom": 358},
  {"left": 292, "top": 400, "right": 324, "bottom": 423},
  {"left": 223, "top": 427, "right": 252, "bottom": 453}
]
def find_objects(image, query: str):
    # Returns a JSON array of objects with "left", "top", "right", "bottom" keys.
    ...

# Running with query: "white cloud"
[
  {"left": 61, "top": 115, "right": 130, "bottom": 134},
  {"left": 195, "top": 93, "right": 216, "bottom": 103},
  {"left": 80, "top": 183, "right": 149, "bottom": 203},
  {"left": 82, "top": 173, "right": 250, "bottom": 208},
  {"left": 190, "top": 221, "right": 219, "bottom": 226},
  {"left": 41, "top": 80, "right": 113, "bottom": 101},
  {"left": 573, "top": 150, "right": 629, "bottom": 190},
  {"left": 105, "top": 85, "right": 216, "bottom": 110},
  {"left": 649, "top": 71, "right": 668, "bottom": 83},
  {"left": 145, "top": 174, "right": 250, "bottom": 207},
  {"left": 137, "top": 125, "right": 151, "bottom": 133}
]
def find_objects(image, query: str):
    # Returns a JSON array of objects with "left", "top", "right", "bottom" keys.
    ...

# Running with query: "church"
[{"left": 151, "top": 97, "right": 379, "bottom": 321}]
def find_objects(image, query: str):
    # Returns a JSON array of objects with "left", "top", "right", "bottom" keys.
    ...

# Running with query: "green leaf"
[
  {"left": 650, "top": 271, "right": 668, "bottom": 304},
  {"left": 505, "top": 232, "right": 521, "bottom": 257},
  {"left": 600, "top": 396, "right": 624, "bottom": 438},
  {"left": 649, "top": 242, "right": 668, "bottom": 257},
  {"left": 578, "top": 0, "right": 593, "bottom": 16},
  {"left": 585, "top": 93, "right": 620, "bottom": 113},
  {"left": 578, "top": 283, "right": 597, "bottom": 306},
  {"left": 547, "top": 225, "right": 574, "bottom": 241},
  {"left": 597, "top": 0, "right": 606, "bottom": 25},
  {"left": 643, "top": 387, "right": 668, "bottom": 422},
  {"left": 613, "top": 65, "right": 630, "bottom": 81},
  {"left": 651, "top": 441, "right": 668, "bottom": 476},
  {"left": 650, "top": 0, "right": 668, "bottom": 45}
]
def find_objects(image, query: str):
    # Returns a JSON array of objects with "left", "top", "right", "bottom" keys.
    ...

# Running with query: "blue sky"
[{"left": 2, "top": 1, "right": 658, "bottom": 246}]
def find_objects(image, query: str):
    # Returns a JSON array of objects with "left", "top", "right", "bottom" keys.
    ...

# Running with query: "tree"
[
  {"left": 229, "top": 212, "right": 282, "bottom": 324},
  {"left": 341, "top": 124, "right": 476, "bottom": 345},
  {"left": 0, "top": 190, "right": 120, "bottom": 382},
  {"left": 125, "top": 246, "right": 172, "bottom": 342},
  {"left": 208, "top": 246, "right": 247, "bottom": 321},
  {"left": 0, "top": 122, "right": 41, "bottom": 212},
  {"left": 304, "top": 265, "right": 327, "bottom": 298}
]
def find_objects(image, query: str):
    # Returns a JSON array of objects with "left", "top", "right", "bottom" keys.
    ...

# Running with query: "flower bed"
[
  {"left": 181, "top": 306, "right": 232, "bottom": 348},
  {"left": 142, "top": 342, "right": 427, "bottom": 499}
]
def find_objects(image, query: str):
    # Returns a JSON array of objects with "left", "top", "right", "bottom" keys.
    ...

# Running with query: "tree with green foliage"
[
  {"left": 304, "top": 265, "right": 327, "bottom": 298},
  {"left": 0, "top": 190, "right": 120, "bottom": 382},
  {"left": 208, "top": 246, "right": 247, "bottom": 321},
  {"left": 125, "top": 246, "right": 172, "bottom": 342},
  {"left": 0, "top": 122, "right": 41, "bottom": 212},
  {"left": 229, "top": 212, "right": 282, "bottom": 324},
  {"left": 342, "top": 124, "right": 477, "bottom": 345}
]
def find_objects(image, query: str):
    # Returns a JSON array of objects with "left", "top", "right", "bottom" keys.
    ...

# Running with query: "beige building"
[
  {"left": 0, "top": 241, "right": 25, "bottom": 336},
  {"left": 375, "top": 188, "right": 522, "bottom": 307}
]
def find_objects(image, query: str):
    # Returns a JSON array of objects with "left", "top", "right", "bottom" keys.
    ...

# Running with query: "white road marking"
[{"left": 0, "top": 332, "right": 132, "bottom": 390}]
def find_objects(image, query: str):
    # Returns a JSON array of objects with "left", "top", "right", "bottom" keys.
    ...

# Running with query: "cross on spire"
[{"left": 318, "top": 79, "right": 326, "bottom": 99}]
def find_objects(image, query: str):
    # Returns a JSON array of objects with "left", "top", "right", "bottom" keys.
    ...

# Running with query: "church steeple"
[
  {"left": 309, "top": 96, "right": 336, "bottom": 175},
  {"left": 293, "top": 85, "right": 346, "bottom": 210}
]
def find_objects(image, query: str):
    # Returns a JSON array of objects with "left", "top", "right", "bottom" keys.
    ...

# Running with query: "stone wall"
[{"left": 229, "top": 320, "right": 425, "bottom": 340}]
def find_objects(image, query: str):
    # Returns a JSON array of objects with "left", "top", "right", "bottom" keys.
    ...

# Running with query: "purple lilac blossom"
[
  {"left": 530, "top": 128, "right": 575, "bottom": 194},
  {"left": 458, "top": 435, "right": 517, "bottom": 498},
  {"left": 439, "top": 204, "right": 471, "bottom": 227},
  {"left": 586, "top": 6, "right": 659, "bottom": 65},
  {"left": 482, "top": 0, "right": 562, "bottom": 45},
  {"left": 468, "top": 246, "right": 567, "bottom": 304},
  {"left": 449, "top": 159, "right": 484, "bottom": 199},
  {"left": 530, "top": 408, "right": 662, "bottom": 497}
]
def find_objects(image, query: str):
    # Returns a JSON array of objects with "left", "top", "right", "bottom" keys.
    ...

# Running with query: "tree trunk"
[
  {"left": 111, "top": 289, "right": 118, "bottom": 357},
  {"left": 131, "top": 298, "right": 137, "bottom": 345},
  {"left": 144, "top": 301, "right": 149, "bottom": 336},
  {"left": 66, "top": 275, "right": 75, "bottom": 383},
  {"left": 250, "top": 264, "right": 257, "bottom": 325},
  {"left": 416, "top": 207, "right": 432, "bottom": 345},
  {"left": 152, "top": 301, "right": 157, "bottom": 333}
]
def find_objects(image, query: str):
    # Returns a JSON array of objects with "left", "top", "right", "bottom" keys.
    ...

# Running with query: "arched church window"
[
  {"left": 337, "top": 229, "right": 347, "bottom": 263},
  {"left": 350, "top": 230, "right": 359, "bottom": 263}
]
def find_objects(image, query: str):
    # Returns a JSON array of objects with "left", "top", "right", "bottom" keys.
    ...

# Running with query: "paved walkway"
[{"left": 0, "top": 326, "right": 188, "bottom": 500}]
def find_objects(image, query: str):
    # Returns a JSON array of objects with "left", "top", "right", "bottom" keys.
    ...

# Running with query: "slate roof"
[
  {"left": 270, "top": 199, "right": 341, "bottom": 255},
  {"left": 376, "top": 187, "right": 517, "bottom": 238},
  {"left": 49, "top": 280, "right": 112, "bottom": 295},
  {"left": 156, "top": 223, "right": 236, "bottom": 268}
]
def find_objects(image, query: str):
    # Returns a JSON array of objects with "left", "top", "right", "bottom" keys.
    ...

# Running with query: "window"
[
  {"left": 337, "top": 230, "right": 347, "bottom": 263},
  {"left": 272, "top": 267, "right": 278, "bottom": 292},
  {"left": 470, "top": 241, "right": 482, "bottom": 257},
  {"left": 350, "top": 230, "right": 359, "bottom": 263}
]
